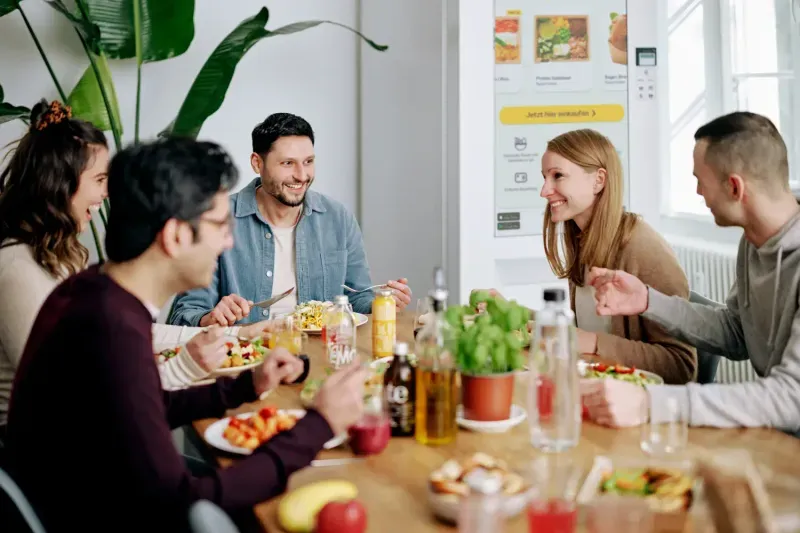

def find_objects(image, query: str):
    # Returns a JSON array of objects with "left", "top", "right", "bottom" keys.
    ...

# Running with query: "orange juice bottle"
[{"left": 372, "top": 288, "right": 396, "bottom": 359}]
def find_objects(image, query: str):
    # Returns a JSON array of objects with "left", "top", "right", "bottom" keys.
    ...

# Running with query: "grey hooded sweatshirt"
[{"left": 644, "top": 210, "right": 800, "bottom": 435}]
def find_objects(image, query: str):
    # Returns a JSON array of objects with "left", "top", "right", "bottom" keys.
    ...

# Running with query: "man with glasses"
[
  {"left": 6, "top": 138, "right": 369, "bottom": 532},
  {"left": 168, "top": 112, "right": 412, "bottom": 328}
]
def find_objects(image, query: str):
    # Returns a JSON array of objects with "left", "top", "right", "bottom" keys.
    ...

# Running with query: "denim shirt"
[{"left": 168, "top": 178, "right": 375, "bottom": 326}]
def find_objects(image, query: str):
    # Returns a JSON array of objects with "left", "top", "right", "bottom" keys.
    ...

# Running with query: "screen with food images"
[{"left": 494, "top": 1, "right": 629, "bottom": 236}]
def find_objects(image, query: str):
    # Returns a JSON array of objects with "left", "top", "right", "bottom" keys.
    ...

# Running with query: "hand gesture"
[
  {"left": 252, "top": 347, "right": 305, "bottom": 396},
  {"left": 580, "top": 378, "right": 648, "bottom": 428},
  {"left": 587, "top": 267, "right": 649, "bottom": 316},
  {"left": 200, "top": 294, "right": 253, "bottom": 327},
  {"left": 386, "top": 278, "right": 412, "bottom": 309},
  {"left": 184, "top": 326, "right": 228, "bottom": 372},
  {"left": 238, "top": 319, "right": 280, "bottom": 340},
  {"left": 312, "top": 361, "right": 369, "bottom": 435}
]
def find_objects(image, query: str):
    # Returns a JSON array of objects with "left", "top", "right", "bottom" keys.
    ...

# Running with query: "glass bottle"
[
  {"left": 528, "top": 288, "right": 581, "bottom": 452},
  {"left": 414, "top": 267, "right": 459, "bottom": 445}
]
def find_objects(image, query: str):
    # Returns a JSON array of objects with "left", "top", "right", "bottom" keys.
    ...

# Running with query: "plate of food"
[
  {"left": 210, "top": 337, "right": 269, "bottom": 377},
  {"left": 577, "top": 456, "right": 698, "bottom": 513},
  {"left": 204, "top": 407, "right": 346, "bottom": 455},
  {"left": 299, "top": 358, "right": 389, "bottom": 407},
  {"left": 284, "top": 300, "right": 368, "bottom": 334},
  {"left": 578, "top": 361, "right": 664, "bottom": 385},
  {"left": 428, "top": 452, "right": 531, "bottom": 523}
]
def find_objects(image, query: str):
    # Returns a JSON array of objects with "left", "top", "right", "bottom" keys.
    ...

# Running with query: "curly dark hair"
[{"left": 0, "top": 99, "right": 108, "bottom": 277}]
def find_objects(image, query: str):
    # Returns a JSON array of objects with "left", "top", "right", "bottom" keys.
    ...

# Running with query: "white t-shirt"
[{"left": 269, "top": 224, "right": 298, "bottom": 317}]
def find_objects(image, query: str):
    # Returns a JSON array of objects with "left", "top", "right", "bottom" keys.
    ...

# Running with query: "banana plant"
[
  {"left": 161, "top": 8, "right": 388, "bottom": 138},
  {"left": 0, "top": 85, "right": 30, "bottom": 125},
  {"left": 1, "top": 1, "right": 388, "bottom": 263}
]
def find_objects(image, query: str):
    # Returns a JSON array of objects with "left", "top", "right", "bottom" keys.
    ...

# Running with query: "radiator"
[{"left": 669, "top": 239, "right": 758, "bottom": 384}]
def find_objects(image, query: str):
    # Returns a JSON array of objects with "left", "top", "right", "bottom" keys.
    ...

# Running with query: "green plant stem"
[
  {"left": 73, "top": 0, "right": 123, "bottom": 150},
  {"left": 89, "top": 218, "right": 106, "bottom": 263},
  {"left": 132, "top": 0, "right": 143, "bottom": 143},
  {"left": 16, "top": 1, "right": 68, "bottom": 102}
]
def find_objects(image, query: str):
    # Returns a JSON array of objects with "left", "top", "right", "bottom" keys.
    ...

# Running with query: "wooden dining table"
[{"left": 191, "top": 311, "right": 800, "bottom": 533}]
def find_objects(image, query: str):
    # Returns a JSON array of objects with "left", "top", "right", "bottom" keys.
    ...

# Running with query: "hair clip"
[{"left": 36, "top": 101, "right": 73, "bottom": 131}]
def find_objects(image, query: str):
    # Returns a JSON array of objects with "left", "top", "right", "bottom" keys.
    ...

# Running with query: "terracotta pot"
[{"left": 461, "top": 372, "right": 515, "bottom": 422}]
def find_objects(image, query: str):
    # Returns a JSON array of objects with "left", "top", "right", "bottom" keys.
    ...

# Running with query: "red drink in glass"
[
  {"left": 536, "top": 376, "right": 554, "bottom": 419},
  {"left": 348, "top": 414, "right": 391, "bottom": 455},
  {"left": 527, "top": 498, "right": 576, "bottom": 533}
]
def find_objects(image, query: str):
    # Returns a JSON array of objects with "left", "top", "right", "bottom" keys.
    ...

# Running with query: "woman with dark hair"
[{"left": 0, "top": 101, "right": 273, "bottom": 427}]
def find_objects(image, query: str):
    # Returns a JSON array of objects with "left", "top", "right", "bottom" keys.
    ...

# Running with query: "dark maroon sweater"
[{"left": 6, "top": 266, "right": 333, "bottom": 532}]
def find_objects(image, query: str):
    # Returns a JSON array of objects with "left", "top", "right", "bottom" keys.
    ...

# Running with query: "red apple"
[{"left": 315, "top": 499, "right": 367, "bottom": 533}]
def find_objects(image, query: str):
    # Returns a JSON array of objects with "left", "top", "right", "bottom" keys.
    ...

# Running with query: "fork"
[{"left": 341, "top": 283, "right": 387, "bottom": 294}]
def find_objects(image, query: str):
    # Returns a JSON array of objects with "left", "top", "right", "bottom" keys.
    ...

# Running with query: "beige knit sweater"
[
  {"left": 0, "top": 242, "right": 231, "bottom": 424},
  {"left": 569, "top": 219, "right": 698, "bottom": 385}
]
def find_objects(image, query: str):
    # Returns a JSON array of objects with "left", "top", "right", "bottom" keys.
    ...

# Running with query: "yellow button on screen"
[{"left": 499, "top": 105, "right": 625, "bottom": 125}]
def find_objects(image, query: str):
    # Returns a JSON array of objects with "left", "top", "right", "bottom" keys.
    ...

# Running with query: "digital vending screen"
[{"left": 494, "top": 1, "right": 630, "bottom": 236}]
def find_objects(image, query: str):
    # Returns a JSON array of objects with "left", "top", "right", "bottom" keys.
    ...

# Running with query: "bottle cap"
[
  {"left": 394, "top": 342, "right": 409, "bottom": 356},
  {"left": 333, "top": 294, "right": 350, "bottom": 305},
  {"left": 377, "top": 287, "right": 393, "bottom": 297},
  {"left": 543, "top": 288, "right": 566, "bottom": 302}
]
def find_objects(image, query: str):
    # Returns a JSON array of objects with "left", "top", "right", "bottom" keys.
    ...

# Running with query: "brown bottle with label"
[{"left": 384, "top": 342, "right": 416, "bottom": 437}]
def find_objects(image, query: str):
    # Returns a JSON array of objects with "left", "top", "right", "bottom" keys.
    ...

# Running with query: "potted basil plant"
[{"left": 445, "top": 291, "right": 530, "bottom": 421}]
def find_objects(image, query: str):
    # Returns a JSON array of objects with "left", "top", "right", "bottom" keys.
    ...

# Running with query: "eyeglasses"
[{"left": 197, "top": 211, "right": 235, "bottom": 236}]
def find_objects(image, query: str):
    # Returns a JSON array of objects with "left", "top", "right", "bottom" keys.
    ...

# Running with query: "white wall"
[
  {"left": 359, "top": 0, "right": 451, "bottom": 304},
  {"left": 0, "top": 0, "right": 360, "bottom": 208}
]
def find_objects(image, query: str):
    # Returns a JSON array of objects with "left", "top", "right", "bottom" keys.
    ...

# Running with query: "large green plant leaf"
[
  {"left": 68, "top": 55, "right": 123, "bottom": 134},
  {"left": 43, "top": 0, "right": 102, "bottom": 54},
  {"left": 162, "top": 7, "right": 388, "bottom": 138},
  {"left": 82, "top": 0, "right": 195, "bottom": 61},
  {"left": 0, "top": 0, "right": 20, "bottom": 18},
  {"left": 0, "top": 85, "right": 30, "bottom": 125}
]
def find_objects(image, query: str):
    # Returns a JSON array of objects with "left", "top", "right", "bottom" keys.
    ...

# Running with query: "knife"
[{"left": 252, "top": 287, "right": 295, "bottom": 309}]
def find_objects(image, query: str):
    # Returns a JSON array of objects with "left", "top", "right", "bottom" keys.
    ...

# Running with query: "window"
[{"left": 666, "top": 0, "right": 799, "bottom": 217}]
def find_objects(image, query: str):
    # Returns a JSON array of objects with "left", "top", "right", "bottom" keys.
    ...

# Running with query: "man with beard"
[{"left": 169, "top": 113, "right": 412, "bottom": 327}]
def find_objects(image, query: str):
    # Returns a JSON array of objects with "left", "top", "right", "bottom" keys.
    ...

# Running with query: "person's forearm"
[
  {"left": 644, "top": 288, "right": 748, "bottom": 360},
  {"left": 162, "top": 371, "right": 258, "bottom": 428},
  {"left": 647, "top": 367, "right": 800, "bottom": 432}
]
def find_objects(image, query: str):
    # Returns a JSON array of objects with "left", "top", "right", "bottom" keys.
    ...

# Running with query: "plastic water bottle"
[
  {"left": 528, "top": 288, "right": 581, "bottom": 452},
  {"left": 323, "top": 295, "right": 357, "bottom": 368}
]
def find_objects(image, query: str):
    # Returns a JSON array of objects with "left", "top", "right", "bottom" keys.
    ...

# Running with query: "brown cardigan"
[{"left": 569, "top": 219, "right": 697, "bottom": 384}]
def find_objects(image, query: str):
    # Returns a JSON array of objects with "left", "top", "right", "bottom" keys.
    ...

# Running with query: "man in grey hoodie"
[{"left": 582, "top": 111, "right": 800, "bottom": 435}]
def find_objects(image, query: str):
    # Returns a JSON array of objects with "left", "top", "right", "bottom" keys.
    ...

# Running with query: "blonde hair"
[{"left": 542, "top": 129, "right": 638, "bottom": 287}]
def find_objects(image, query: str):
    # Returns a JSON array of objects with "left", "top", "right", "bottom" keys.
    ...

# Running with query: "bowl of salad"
[{"left": 578, "top": 361, "right": 664, "bottom": 385}]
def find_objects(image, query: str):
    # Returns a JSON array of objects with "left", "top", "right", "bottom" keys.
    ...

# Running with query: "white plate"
[
  {"left": 210, "top": 358, "right": 265, "bottom": 377},
  {"left": 456, "top": 404, "right": 527, "bottom": 433},
  {"left": 203, "top": 409, "right": 347, "bottom": 455}
]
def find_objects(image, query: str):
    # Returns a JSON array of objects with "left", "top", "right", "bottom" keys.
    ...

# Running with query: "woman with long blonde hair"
[{"left": 485, "top": 129, "right": 696, "bottom": 384}]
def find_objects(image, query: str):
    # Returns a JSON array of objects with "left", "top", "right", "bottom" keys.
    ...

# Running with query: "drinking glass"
[
  {"left": 348, "top": 384, "right": 391, "bottom": 456},
  {"left": 586, "top": 495, "right": 653, "bottom": 533},
  {"left": 524, "top": 456, "right": 582, "bottom": 533},
  {"left": 413, "top": 298, "right": 430, "bottom": 339},
  {"left": 640, "top": 396, "right": 688, "bottom": 455}
]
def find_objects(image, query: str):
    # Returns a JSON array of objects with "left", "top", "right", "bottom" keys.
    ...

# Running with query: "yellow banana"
[{"left": 277, "top": 479, "right": 358, "bottom": 533}]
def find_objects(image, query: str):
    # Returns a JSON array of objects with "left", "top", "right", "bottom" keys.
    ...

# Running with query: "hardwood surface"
[{"left": 191, "top": 312, "right": 800, "bottom": 532}]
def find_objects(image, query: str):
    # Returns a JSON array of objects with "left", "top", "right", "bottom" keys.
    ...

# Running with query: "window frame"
[{"left": 660, "top": 0, "right": 799, "bottom": 242}]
